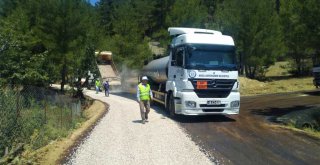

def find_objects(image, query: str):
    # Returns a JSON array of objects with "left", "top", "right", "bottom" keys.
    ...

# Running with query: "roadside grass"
[
  {"left": 302, "top": 127, "right": 320, "bottom": 138},
  {"left": 28, "top": 100, "right": 106, "bottom": 165},
  {"left": 0, "top": 106, "right": 86, "bottom": 164},
  {"left": 0, "top": 87, "right": 87, "bottom": 164},
  {"left": 240, "top": 61, "right": 315, "bottom": 96},
  {"left": 265, "top": 61, "right": 291, "bottom": 77},
  {"left": 241, "top": 61, "right": 320, "bottom": 137},
  {"left": 26, "top": 106, "right": 86, "bottom": 150},
  {"left": 278, "top": 124, "right": 320, "bottom": 139},
  {"left": 240, "top": 77, "right": 314, "bottom": 96}
]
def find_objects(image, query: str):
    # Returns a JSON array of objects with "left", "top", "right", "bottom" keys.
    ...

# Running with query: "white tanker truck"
[{"left": 142, "top": 27, "right": 240, "bottom": 117}]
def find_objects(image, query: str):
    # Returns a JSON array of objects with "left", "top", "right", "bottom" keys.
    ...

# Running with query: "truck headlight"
[
  {"left": 231, "top": 101, "right": 240, "bottom": 108},
  {"left": 185, "top": 101, "right": 196, "bottom": 108}
]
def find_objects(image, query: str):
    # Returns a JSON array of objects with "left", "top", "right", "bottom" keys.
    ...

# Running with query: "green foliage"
[
  {"left": 0, "top": 0, "right": 98, "bottom": 89},
  {"left": 0, "top": 87, "right": 85, "bottom": 158},
  {"left": 1, "top": 0, "right": 319, "bottom": 83},
  {"left": 0, "top": 7, "right": 48, "bottom": 85},
  {"left": 280, "top": 0, "right": 320, "bottom": 75},
  {"left": 97, "top": 0, "right": 153, "bottom": 69},
  {"left": 97, "top": 0, "right": 115, "bottom": 35},
  {"left": 0, "top": 89, "right": 44, "bottom": 157},
  {"left": 214, "top": 0, "right": 285, "bottom": 79},
  {"left": 33, "top": 0, "right": 98, "bottom": 90},
  {"left": 166, "top": 0, "right": 207, "bottom": 28},
  {"left": 0, "top": 0, "right": 19, "bottom": 17}
]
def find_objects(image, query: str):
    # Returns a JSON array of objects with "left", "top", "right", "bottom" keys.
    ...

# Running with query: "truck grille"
[{"left": 189, "top": 79, "right": 236, "bottom": 98}]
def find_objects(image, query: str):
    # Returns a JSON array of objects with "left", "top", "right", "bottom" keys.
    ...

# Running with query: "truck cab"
[
  {"left": 142, "top": 27, "right": 240, "bottom": 117},
  {"left": 166, "top": 28, "right": 240, "bottom": 116}
]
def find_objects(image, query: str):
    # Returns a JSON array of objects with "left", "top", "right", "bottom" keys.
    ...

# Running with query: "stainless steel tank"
[{"left": 142, "top": 56, "right": 169, "bottom": 83}]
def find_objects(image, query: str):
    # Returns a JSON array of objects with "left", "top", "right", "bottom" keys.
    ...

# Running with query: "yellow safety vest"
[
  {"left": 138, "top": 83, "right": 151, "bottom": 101},
  {"left": 95, "top": 80, "right": 100, "bottom": 87}
]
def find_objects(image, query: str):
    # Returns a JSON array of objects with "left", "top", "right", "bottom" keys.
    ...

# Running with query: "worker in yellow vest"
[
  {"left": 95, "top": 79, "right": 101, "bottom": 94},
  {"left": 137, "top": 76, "right": 153, "bottom": 124}
]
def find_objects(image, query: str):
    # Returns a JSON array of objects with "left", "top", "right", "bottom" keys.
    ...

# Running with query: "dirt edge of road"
[
  {"left": 270, "top": 124, "right": 320, "bottom": 140},
  {"left": 31, "top": 99, "right": 109, "bottom": 165}
]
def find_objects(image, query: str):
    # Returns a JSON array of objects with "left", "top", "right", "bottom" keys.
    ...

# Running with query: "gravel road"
[{"left": 66, "top": 90, "right": 213, "bottom": 165}]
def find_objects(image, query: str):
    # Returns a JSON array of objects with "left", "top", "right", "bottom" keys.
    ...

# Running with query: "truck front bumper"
[{"left": 174, "top": 91, "right": 240, "bottom": 115}]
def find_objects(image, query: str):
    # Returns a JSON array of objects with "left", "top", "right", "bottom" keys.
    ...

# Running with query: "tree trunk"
[
  {"left": 245, "top": 65, "right": 256, "bottom": 79},
  {"left": 239, "top": 52, "right": 244, "bottom": 75},
  {"left": 60, "top": 60, "right": 67, "bottom": 92},
  {"left": 295, "top": 58, "right": 302, "bottom": 76}
]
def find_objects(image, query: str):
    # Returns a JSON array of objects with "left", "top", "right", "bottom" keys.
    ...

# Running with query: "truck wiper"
[
  {"left": 186, "top": 64, "right": 208, "bottom": 70},
  {"left": 219, "top": 64, "right": 237, "bottom": 71}
]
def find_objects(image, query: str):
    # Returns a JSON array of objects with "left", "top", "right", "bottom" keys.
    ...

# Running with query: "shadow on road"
[
  {"left": 132, "top": 120, "right": 143, "bottom": 124},
  {"left": 111, "top": 92, "right": 137, "bottom": 100},
  {"left": 304, "top": 90, "right": 320, "bottom": 96},
  {"left": 250, "top": 105, "right": 315, "bottom": 122},
  {"left": 174, "top": 115, "right": 236, "bottom": 123}
]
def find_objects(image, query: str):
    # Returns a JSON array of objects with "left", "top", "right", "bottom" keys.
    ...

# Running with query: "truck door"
[{"left": 169, "top": 46, "right": 185, "bottom": 83}]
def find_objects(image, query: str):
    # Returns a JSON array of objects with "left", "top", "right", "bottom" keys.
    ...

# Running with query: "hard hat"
[{"left": 142, "top": 76, "right": 148, "bottom": 80}]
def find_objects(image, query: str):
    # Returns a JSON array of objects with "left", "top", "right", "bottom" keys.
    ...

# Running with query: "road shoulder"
[{"left": 28, "top": 100, "right": 108, "bottom": 165}]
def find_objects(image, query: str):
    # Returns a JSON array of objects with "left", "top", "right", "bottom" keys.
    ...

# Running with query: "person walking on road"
[
  {"left": 95, "top": 79, "right": 101, "bottom": 94},
  {"left": 137, "top": 76, "right": 153, "bottom": 124},
  {"left": 103, "top": 80, "right": 110, "bottom": 97}
]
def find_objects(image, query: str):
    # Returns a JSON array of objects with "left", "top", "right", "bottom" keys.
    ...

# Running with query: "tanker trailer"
[{"left": 141, "top": 27, "right": 240, "bottom": 117}]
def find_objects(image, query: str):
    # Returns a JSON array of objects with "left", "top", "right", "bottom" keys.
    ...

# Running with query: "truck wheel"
[{"left": 168, "top": 93, "right": 176, "bottom": 118}]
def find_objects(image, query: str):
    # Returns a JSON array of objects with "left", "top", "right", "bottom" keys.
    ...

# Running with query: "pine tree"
[
  {"left": 280, "top": 0, "right": 320, "bottom": 75},
  {"left": 0, "top": 6, "right": 47, "bottom": 85},
  {"left": 215, "top": 0, "right": 284, "bottom": 78},
  {"left": 166, "top": 0, "right": 207, "bottom": 28},
  {"left": 97, "top": 0, "right": 115, "bottom": 35},
  {"left": 32, "top": 0, "right": 97, "bottom": 90}
]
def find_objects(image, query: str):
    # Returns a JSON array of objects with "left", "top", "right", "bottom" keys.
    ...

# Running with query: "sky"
[{"left": 89, "top": 0, "right": 99, "bottom": 5}]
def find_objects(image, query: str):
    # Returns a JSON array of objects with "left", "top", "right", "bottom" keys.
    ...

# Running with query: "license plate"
[
  {"left": 197, "top": 81, "right": 207, "bottom": 89},
  {"left": 207, "top": 100, "right": 221, "bottom": 105}
]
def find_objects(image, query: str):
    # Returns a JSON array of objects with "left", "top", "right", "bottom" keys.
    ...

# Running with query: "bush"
[{"left": 0, "top": 86, "right": 84, "bottom": 160}]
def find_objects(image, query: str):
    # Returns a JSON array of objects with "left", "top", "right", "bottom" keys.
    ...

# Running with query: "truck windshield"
[{"left": 185, "top": 44, "right": 237, "bottom": 70}]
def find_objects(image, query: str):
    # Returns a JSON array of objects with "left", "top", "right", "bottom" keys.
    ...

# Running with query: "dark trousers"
[{"left": 105, "top": 89, "right": 109, "bottom": 96}]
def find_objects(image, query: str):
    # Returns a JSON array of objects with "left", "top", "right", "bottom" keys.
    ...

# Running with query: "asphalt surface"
[{"left": 173, "top": 90, "right": 320, "bottom": 165}]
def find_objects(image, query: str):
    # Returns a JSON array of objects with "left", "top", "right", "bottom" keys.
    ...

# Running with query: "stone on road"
[{"left": 67, "top": 90, "right": 212, "bottom": 165}]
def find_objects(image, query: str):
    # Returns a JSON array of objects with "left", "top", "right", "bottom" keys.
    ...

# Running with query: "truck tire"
[{"left": 168, "top": 93, "right": 176, "bottom": 118}]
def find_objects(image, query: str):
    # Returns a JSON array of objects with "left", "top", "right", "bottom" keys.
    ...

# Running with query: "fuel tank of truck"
[{"left": 142, "top": 56, "right": 169, "bottom": 84}]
